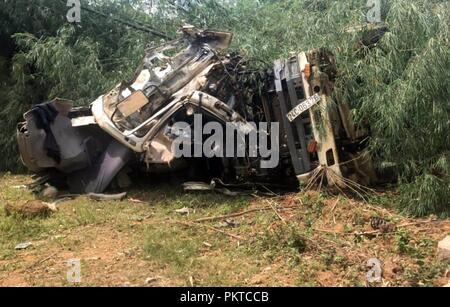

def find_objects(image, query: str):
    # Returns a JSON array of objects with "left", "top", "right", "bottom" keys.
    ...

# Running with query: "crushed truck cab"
[{"left": 17, "top": 26, "right": 376, "bottom": 195}]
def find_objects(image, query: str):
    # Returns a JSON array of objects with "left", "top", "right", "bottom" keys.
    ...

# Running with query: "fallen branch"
[
  {"left": 178, "top": 221, "right": 244, "bottom": 241},
  {"left": 315, "top": 220, "right": 441, "bottom": 237},
  {"left": 26, "top": 252, "right": 58, "bottom": 271},
  {"left": 396, "top": 220, "right": 439, "bottom": 228},
  {"left": 266, "top": 200, "right": 287, "bottom": 225},
  {"left": 314, "top": 228, "right": 390, "bottom": 236},
  {"left": 191, "top": 204, "right": 300, "bottom": 223},
  {"left": 330, "top": 199, "right": 340, "bottom": 213}
]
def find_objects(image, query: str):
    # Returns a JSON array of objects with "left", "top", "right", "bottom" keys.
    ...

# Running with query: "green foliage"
[
  {"left": 258, "top": 224, "right": 307, "bottom": 255},
  {"left": 13, "top": 27, "right": 105, "bottom": 104},
  {"left": 395, "top": 228, "right": 412, "bottom": 255},
  {"left": 339, "top": 0, "right": 450, "bottom": 216},
  {"left": 144, "top": 224, "right": 202, "bottom": 268},
  {"left": 399, "top": 173, "right": 450, "bottom": 217}
]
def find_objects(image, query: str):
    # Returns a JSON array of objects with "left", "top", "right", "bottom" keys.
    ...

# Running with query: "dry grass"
[{"left": 0, "top": 173, "right": 448, "bottom": 287}]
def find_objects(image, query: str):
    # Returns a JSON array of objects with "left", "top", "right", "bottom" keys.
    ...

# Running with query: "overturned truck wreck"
[{"left": 17, "top": 26, "right": 376, "bottom": 195}]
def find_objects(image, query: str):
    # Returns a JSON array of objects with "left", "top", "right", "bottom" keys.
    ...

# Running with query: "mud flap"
[{"left": 67, "top": 140, "right": 133, "bottom": 194}]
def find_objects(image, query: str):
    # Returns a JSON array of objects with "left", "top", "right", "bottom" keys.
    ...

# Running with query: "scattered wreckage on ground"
[{"left": 17, "top": 26, "right": 379, "bottom": 197}]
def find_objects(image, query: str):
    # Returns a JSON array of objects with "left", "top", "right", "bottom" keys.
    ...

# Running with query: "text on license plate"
[{"left": 286, "top": 93, "right": 321, "bottom": 122}]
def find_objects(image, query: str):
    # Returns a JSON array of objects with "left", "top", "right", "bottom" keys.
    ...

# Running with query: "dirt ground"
[{"left": 0, "top": 173, "right": 449, "bottom": 287}]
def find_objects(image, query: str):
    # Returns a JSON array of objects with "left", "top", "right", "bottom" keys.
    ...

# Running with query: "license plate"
[{"left": 286, "top": 93, "right": 321, "bottom": 122}]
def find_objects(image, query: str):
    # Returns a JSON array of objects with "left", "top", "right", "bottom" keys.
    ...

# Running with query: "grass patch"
[
  {"left": 0, "top": 174, "right": 448, "bottom": 287},
  {"left": 144, "top": 224, "right": 202, "bottom": 269},
  {"left": 257, "top": 224, "right": 307, "bottom": 258}
]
